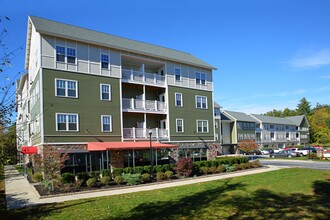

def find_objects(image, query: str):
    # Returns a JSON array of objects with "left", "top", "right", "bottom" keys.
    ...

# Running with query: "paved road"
[{"left": 260, "top": 159, "right": 330, "bottom": 170}]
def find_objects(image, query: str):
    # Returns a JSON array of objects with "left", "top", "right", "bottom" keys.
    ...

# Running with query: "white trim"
[
  {"left": 55, "top": 78, "right": 78, "bottom": 98},
  {"left": 175, "top": 92, "right": 183, "bottom": 107},
  {"left": 101, "top": 115, "right": 112, "bottom": 132},
  {"left": 176, "top": 118, "right": 184, "bottom": 133},
  {"left": 196, "top": 119, "right": 209, "bottom": 133},
  {"left": 55, "top": 113, "right": 79, "bottom": 132},
  {"left": 100, "top": 83, "right": 112, "bottom": 101},
  {"left": 43, "top": 142, "right": 88, "bottom": 145},
  {"left": 100, "top": 53, "right": 110, "bottom": 70}
]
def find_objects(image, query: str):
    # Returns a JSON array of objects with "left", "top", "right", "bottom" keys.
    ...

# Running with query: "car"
[
  {"left": 296, "top": 147, "right": 317, "bottom": 156},
  {"left": 270, "top": 150, "right": 297, "bottom": 158},
  {"left": 260, "top": 149, "right": 274, "bottom": 155}
]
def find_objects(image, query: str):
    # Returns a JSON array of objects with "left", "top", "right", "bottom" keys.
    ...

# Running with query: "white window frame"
[
  {"left": 196, "top": 72, "right": 206, "bottom": 85},
  {"left": 175, "top": 93, "right": 183, "bottom": 107},
  {"left": 176, "top": 118, "right": 184, "bottom": 133},
  {"left": 101, "top": 115, "right": 112, "bottom": 132},
  {"left": 100, "top": 84, "right": 111, "bottom": 101},
  {"left": 101, "top": 53, "right": 109, "bottom": 69},
  {"left": 56, "top": 113, "right": 79, "bottom": 132},
  {"left": 56, "top": 45, "right": 66, "bottom": 63},
  {"left": 55, "top": 78, "right": 78, "bottom": 98},
  {"left": 196, "top": 95, "right": 207, "bottom": 109},
  {"left": 66, "top": 47, "right": 76, "bottom": 64},
  {"left": 196, "top": 120, "right": 209, "bottom": 133},
  {"left": 175, "top": 67, "right": 181, "bottom": 81}
]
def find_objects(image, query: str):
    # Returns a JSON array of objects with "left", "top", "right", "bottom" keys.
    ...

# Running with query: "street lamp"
[{"left": 149, "top": 130, "right": 153, "bottom": 177}]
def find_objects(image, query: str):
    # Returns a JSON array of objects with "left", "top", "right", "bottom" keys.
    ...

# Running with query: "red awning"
[
  {"left": 21, "top": 146, "right": 38, "bottom": 154},
  {"left": 87, "top": 142, "right": 178, "bottom": 151}
]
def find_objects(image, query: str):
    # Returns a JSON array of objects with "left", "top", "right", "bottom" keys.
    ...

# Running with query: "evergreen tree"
[{"left": 296, "top": 97, "right": 312, "bottom": 115}]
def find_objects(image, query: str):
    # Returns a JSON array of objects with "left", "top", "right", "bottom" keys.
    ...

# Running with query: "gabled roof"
[
  {"left": 223, "top": 110, "right": 257, "bottom": 122},
  {"left": 26, "top": 16, "right": 216, "bottom": 70},
  {"left": 251, "top": 114, "right": 296, "bottom": 125},
  {"left": 214, "top": 102, "right": 222, "bottom": 108},
  {"left": 286, "top": 115, "right": 310, "bottom": 127},
  {"left": 220, "top": 112, "right": 234, "bottom": 122}
]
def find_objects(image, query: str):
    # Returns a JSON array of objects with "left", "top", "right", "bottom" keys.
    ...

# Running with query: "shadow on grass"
[
  {"left": 123, "top": 179, "right": 246, "bottom": 220},
  {"left": 223, "top": 179, "right": 330, "bottom": 220}
]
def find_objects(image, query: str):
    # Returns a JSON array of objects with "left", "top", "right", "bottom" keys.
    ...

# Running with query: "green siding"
[
  {"left": 168, "top": 86, "right": 214, "bottom": 141},
  {"left": 42, "top": 68, "right": 122, "bottom": 143}
]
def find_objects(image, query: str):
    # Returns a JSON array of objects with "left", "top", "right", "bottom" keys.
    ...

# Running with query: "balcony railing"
[
  {"left": 122, "top": 98, "right": 166, "bottom": 113},
  {"left": 123, "top": 128, "right": 168, "bottom": 140},
  {"left": 122, "top": 69, "right": 165, "bottom": 85}
]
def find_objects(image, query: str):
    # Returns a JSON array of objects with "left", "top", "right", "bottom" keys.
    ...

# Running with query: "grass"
[
  {"left": 3, "top": 168, "right": 329, "bottom": 219},
  {"left": 262, "top": 156, "right": 330, "bottom": 162},
  {"left": 0, "top": 165, "right": 7, "bottom": 217}
]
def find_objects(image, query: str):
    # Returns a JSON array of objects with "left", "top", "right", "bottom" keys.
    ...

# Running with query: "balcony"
[
  {"left": 123, "top": 128, "right": 168, "bottom": 140},
  {"left": 122, "top": 98, "right": 166, "bottom": 113},
  {"left": 122, "top": 69, "right": 165, "bottom": 86}
]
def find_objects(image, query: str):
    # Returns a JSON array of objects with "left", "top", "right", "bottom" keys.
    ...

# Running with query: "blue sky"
[{"left": 2, "top": 0, "right": 330, "bottom": 114}]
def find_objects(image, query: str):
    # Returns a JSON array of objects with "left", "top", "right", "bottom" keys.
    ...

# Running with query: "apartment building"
[
  {"left": 219, "top": 111, "right": 257, "bottom": 154},
  {"left": 250, "top": 114, "right": 310, "bottom": 148},
  {"left": 16, "top": 16, "right": 217, "bottom": 173}
]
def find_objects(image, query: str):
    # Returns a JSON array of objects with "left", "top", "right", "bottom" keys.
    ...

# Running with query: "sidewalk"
[{"left": 5, "top": 165, "right": 282, "bottom": 210}]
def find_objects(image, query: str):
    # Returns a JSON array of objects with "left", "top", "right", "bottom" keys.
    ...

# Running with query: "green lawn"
[{"left": 4, "top": 168, "right": 329, "bottom": 220}]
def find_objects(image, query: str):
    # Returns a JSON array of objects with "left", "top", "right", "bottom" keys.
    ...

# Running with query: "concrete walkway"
[{"left": 5, "top": 165, "right": 283, "bottom": 210}]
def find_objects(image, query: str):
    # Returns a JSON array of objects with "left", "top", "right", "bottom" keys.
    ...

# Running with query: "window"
[
  {"left": 56, "top": 46, "right": 65, "bottom": 62},
  {"left": 176, "top": 119, "right": 184, "bottom": 133},
  {"left": 56, "top": 79, "right": 77, "bottom": 98},
  {"left": 175, "top": 93, "right": 183, "bottom": 107},
  {"left": 100, "top": 84, "right": 111, "bottom": 101},
  {"left": 197, "top": 120, "right": 208, "bottom": 133},
  {"left": 66, "top": 48, "right": 76, "bottom": 64},
  {"left": 101, "top": 115, "right": 112, "bottom": 132},
  {"left": 196, "top": 96, "right": 207, "bottom": 109},
  {"left": 175, "top": 67, "right": 181, "bottom": 81},
  {"left": 196, "top": 72, "right": 206, "bottom": 85},
  {"left": 56, "top": 113, "right": 78, "bottom": 131},
  {"left": 101, "top": 54, "right": 109, "bottom": 69}
]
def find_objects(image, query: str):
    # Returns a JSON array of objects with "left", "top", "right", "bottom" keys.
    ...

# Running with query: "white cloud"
[
  {"left": 319, "top": 75, "right": 330, "bottom": 79},
  {"left": 317, "top": 86, "right": 330, "bottom": 92},
  {"left": 290, "top": 49, "right": 330, "bottom": 70}
]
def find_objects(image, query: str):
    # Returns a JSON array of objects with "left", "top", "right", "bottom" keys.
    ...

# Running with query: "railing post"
[
  {"left": 156, "top": 128, "right": 159, "bottom": 139},
  {"left": 130, "top": 69, "right": 133, "bottom": 81},
  {"left": 131, "top": 98, "right": 134, "bottom": 109},
  {"left": 155, "top": 100, "right": 158, "bottom": 111},
  {"left": 133, "top": 127, "right": 136, "bottom": 140},
  {"left": 154, "top": 73, "right": 157, "bottom": 84}
]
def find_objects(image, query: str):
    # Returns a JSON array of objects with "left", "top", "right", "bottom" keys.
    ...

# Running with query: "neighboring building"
[
  {"left": 16, "top": 16, "right": 217, "bottom": 173},
  {"left": 220, "top": 111, "right": 257, "bottom": 154},
  {"left": 250, "top": 114, "right": 310, "bottom": 148}
]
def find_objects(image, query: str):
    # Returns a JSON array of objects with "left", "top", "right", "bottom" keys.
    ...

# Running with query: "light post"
[{"left": 149, "top": 130, "right": 153, "bottom": 177}]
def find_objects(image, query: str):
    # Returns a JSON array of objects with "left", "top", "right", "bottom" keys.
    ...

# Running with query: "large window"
[
  {"left": 56, "top": 113, "right": 78, "bottom": 131},
  {"left": 101, "top": 115, "right": 112, "bottom": 132},
  {"left": 100, "top": 84, "right": 111, "bottom": 101},
  {"left": 197, "top": 120, "right": 208, "bottom": 133},
  {"left": 175, "top": 67, "right": 181, "bottom": 81},
  {"left": 101, "top": 54, "right": 109, "bottom": 69},
  {"left": 175, "top": 93, "right": 183, "bottom": 107},
  {"left": 56, "top": 79, "right": 78, "bottom": 98},
  {"left": 196, "top": 72, "right": 206, "bottom": 85},
  {"left": 56, "top": 45, "right": 76, "bottom": 64},
  {"left": 196, "top": 96, "right": 207, "bottom": 109},
  {"left": 176, "top": 119, "right": 184, "bottom": 133}
]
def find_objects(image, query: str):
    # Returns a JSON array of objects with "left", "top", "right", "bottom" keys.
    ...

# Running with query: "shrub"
[
  {"left": 224, "top": 164, "right": 235, "bottom": 172},
  {"left": 199, "top": 166, "right": 209, "bottom": 175},
  {"left": 252, "top": 160, "right": 260, "bottom": 168},
  {"left": 162, "top": 164, "right": 173, "bottom": 172},
  {"left": 175, "top": 158, "right": 193, "bottom": 177},
  {"left": 164, "top": 171, "right": 173, "bottom": 179},
  {"left": 143, "top": 166, "right": 152, "bottom": 174},
  {"left": 86, "top": 178, "right": 97, "bottom": 187},
  {"left": 123, "top": 167, "right": 134, "bottom": 174},
  {"left": 32, "top": 173, "right": 43, "bottom": 182},
  {"left": 233, "top": 163, "right": 242, "bottom": 171},
  {"left": 102, "top": 169, "right": 111, "bottom": 177},
  {"left": 61, "top": 172, "right": 75, "bottom": 184},
  {"left": 141, "top": 173, "right": 151, "bottom": 183},
  {"left": 217, "top": 165, "right": 225, "bottom": 173},
  {"left": 112, "top": 168, "right": 124, "bottom": 177},
  {"left": 101, "top": 176, "right": 111, "bottom": 185},
  {"left": 77, "top": 172, "right": 90, "bottom": 184},
  {"left": 114, "top": 176, "right": 124, "bottom": 185},
  {"left": 122, "top": 173, "right": 141, "bottom": 186},
  {"left": 156, "top": 172, "right": 166, "bottom": 181},
  {"left": 155, "top": 165, "right": 164, "bottom": 173},
  {"left": 90, "top": 171, "right": 100, "bottom": 179},
  {"left": 134, "top": 166, "right": 144, "bottom": 174},
  {"left": 209, "top": 166, "right": 217, "bottom": 174}
]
